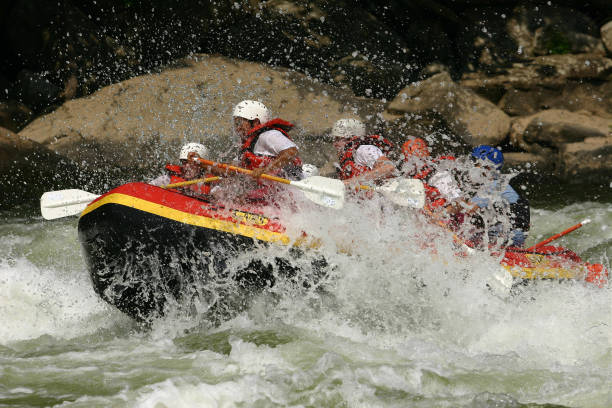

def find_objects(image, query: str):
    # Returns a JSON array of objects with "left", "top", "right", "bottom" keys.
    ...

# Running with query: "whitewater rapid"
[{"left": 0, "top": 200, "right": 610, "bottom": 407}]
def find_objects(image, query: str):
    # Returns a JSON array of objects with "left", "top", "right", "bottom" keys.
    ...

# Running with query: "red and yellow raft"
[
  {"left": 500, "top": 246, "right": 608, "bottom": 287},
  {"left": 78, "top": 182, "right": 325, "bottom": 320},
  {"left": 78, "top": 182, "right": 608, "bottom": 320}
]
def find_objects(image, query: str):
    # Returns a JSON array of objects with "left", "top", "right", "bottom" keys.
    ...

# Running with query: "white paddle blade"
[
  {"left": 290, "top": 176, "right": 345, "bottom": 209},
  {"left": 486, "top": 267, "right": 514, "bottom": 298},
  {"left": 40, "top": 189, "right": 100, "bottom": 220},
  {"left": 378, "top": 178, "right": 425, "bottom": 208}
]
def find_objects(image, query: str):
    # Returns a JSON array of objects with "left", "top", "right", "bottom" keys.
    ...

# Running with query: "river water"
[{"left": 1, "top": 190, "right": 611, "bottom": 407}]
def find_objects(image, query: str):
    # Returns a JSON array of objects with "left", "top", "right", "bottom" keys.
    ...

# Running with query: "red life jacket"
[
  {"left": 409, "top": 156, "right": 456, "bottom": 210},
  {"left": 165, "top": 164, "right": 212, "bottom": 196},
  {"left": 240, "top": 118, "right": 303, "bottom": 179},
  {"left": 337, "top": 135, "right": 394, "bottom": 180}
]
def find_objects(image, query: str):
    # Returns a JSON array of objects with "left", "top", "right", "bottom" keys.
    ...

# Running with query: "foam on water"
[
  {"left": 1, "top": 199, "right": 611, "bottom": 407},
  {"left": 0, "top": 219, "right": 128, "bottom": 343}
]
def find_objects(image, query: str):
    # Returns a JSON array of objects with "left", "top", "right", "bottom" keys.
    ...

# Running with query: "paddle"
[
  {"left": 361, "top": 178, "right": 425, "bottom": 208},
  {"left": 40, "top": 189, "right": 101, "bottom": 220},
  {"left": 198, "top": 159, "right": 426, "bottom": 210},
  {"left": 526, "top": 219, "right": 591, "bottom": 251},
  {"left": 197, "top": 159, "right": 346, "bottom": 209},
  {"left": 40, "top": 177, "right": 222, "bottom": 220},
  {"left": 422, "top": 206, "right": 513, "bottom": 297},
  {"left": 162, "top": 176, "right": 220, "bottom": 189}
]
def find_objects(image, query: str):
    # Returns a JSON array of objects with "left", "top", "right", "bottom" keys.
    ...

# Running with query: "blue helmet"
[{"left": 471, "top": 145, "right": 503, "bottom": 170}]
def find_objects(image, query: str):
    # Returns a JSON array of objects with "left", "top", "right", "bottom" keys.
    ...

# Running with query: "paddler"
[
  {"left": 232, "top": 100, "right": 303, "bottom": 180},
  {"left": 400, "top": 137, "right": 469, "bottom": 232},
  {"left": 461, "top": 145, "right": 530, "bottom": 248},
  {"left": 331, "top": 118, "right": 396, "bottom": 189},
  {"left": 205, "top": 100, "right": 303, "bottom": 204},
  {"left": 401, "top": 137, "right": 457, "bottom": 210},
  {"left": 149, "top": 142, "right": 214, "bottom": 197}
]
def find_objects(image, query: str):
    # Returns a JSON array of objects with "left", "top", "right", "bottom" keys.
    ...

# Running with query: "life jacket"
[
  {"left": 165, "top": 164, "right": 212, "bottom": 196},
  {"left": 240, "top": 118, "right": 303, "bottom": 180},
  {"left": 336, "top": 135, "right": 394, "bottom": 180},
  {"left": 413, "top": 156, "right": 456, "bottom": 210}
]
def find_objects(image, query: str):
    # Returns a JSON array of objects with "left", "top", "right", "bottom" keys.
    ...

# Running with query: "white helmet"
[
  {"left": 331, "top": 118, "right": 366, "bottom": 139},
  {"left": 301, "top": 163, "right": 319, "bottom": 177},
  {"left": 232, "top": 100, "right": 270, "bottom": 123},
  {"left": 179, "top": 142, "right": 208, "bottom": 160}
]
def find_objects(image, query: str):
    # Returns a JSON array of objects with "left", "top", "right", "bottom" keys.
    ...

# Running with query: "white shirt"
[
  {"left": 429, "top": 170, "right": 462, "bottom": 202},
  {"left": 353, "top": 145, "right": 383, "bottom": 169},
  {"left": 253, "top": 129, "right": 297, "bottom": 156}
]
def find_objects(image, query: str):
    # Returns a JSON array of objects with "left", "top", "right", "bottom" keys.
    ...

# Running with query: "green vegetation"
[{"left": 543, "top": 27, "right": 572, "bottom": 55}]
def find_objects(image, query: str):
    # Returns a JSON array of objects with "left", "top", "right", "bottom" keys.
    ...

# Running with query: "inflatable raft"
[
  {"left": 78, "top": 182, "right": 608, "bottom": 320},
  {"left": 500, "top": 246, "right": 607, "bottom": 286},
  {"left": 77, "top": 182, "right": 325, "bottom": 320}
]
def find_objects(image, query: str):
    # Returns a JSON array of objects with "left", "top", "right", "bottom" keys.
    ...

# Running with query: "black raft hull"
[{"left": 78, "top": 182, "right": 322, "bottom": 320}]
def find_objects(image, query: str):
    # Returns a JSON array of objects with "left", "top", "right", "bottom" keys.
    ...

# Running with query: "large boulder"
[
  {"left": 503, "top": 152, "right": 551, "bottom": 173},
  {"left": 461, "top": 54, "right": 612, "bottom": 97},
  {"left": 506, "top": 5, "right": 603, "bottom": 58},
  {"left": 18, "top": 54, "right": 382, "bottom": 175},
  {"left": 0, "top": 100, "right": 33, "bottom": 132},
  {"left": 0, "top": 126, "right": 82, "bottom": 209},
  {"left": 386, "top": 72, "right": 510, "bottom": 147},
  {"left": 602, "top": 21, "right": 612, "bottom": 55},
  {"left": 509, "top": 109, "right": 612, "bottom": 180},
  {"left": 561, "top": 137, "right": 612, "bottom": 177},
  {"left": 497, "top": 81, "right": 612, "bottom": 118},
  {"left": 510, "top": 109, "right": 610, "bottom": 147}
]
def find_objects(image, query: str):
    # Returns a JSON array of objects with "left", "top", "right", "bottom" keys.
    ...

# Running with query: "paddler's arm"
[
  {"left": 251, "top": 147, "right": 298, "bottom": 179},
  {"left": 343, "top": 156, "right": 396, "bottom": 186},
  {"left": 204, "top": 164, "right": 231, "bottom": 177}
]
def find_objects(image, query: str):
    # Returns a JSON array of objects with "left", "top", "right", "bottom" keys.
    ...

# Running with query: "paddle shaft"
[
  {"left": 197, "top": 159, "right": 291, "bottom": 185},
  {"left": 43, "top": 196, "right": 99, "bottom": 208},
  {"left": 423, "top": 206, "right": 473, "bottom": 251},
  {"left": 527, "top": 219, "right": 591, "bottom": 251},
  {"left": 422, "top": 206, "right": 513, "bottom": 295},
  {"left": 162, "top": 176, "right": 220, "bottom": 189}
]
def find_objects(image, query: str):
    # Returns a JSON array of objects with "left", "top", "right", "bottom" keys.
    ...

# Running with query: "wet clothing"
[
  {"left": 149, "top": 164, "right": 212, "bottom": 197},
  {"left": 337, "top": 135, "right": 393, "bottom": 181},
  {"left": 470, "top": 180, "right": 530, "bottom": 247},
  {"left": 237, "top": 118, "right": 303, "bottom": 204},
  {"left": 402, "top": 156, "right": 458, "bottom": 210},
  {"left": 240, "top": 118, "right": 302, "bottom": 180}
]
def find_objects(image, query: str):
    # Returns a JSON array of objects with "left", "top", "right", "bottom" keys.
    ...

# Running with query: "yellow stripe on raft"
[
  {"left": 503, "top": 264, "right": 586, "bottom": 280},
  {"left": 80, "top": 193, "right": 291, "bottom": 245}
]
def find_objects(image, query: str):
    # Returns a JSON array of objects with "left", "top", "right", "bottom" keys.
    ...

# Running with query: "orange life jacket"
[
  {"left": 336, "top": 135, "right": 394, "bottom": 180},
  {"left": 240, "top": 118, "right": 303, "bottom": 179},
  {"left": 165, "top": 164, "right": 212, "bottom": 196}
]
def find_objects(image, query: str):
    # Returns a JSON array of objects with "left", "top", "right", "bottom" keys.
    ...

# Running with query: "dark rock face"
[
  {"left": 603, "top": 21, "right": 612, "bottom": 55},
  {"left": 0, "top": 100, "right": 33, "bottom": 132},
  {"left": 12, "top": 70, "right": 62, "bottom": 110},
  {"left": 1, "top": 0, "right": 612, "bottom": 188},
  {"left": 509, "top": 110, "right": 612, "bottom": 180},
  {"left": 0, "top": 126, "right": 86, "bottom": 210}
]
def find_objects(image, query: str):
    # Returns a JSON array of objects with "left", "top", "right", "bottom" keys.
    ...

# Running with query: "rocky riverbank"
[{"left": 1, "top": 1, "right": 611, "bottom": 208}]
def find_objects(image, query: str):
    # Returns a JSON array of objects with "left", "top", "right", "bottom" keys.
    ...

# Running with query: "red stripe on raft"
[{"left": 89, "top": 182, "right": 286, "bottom": 233}]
